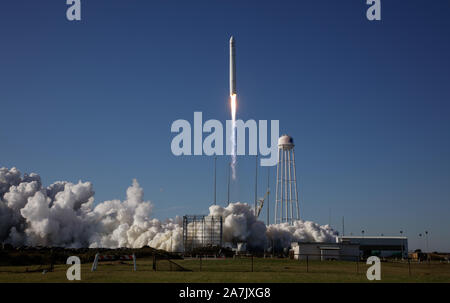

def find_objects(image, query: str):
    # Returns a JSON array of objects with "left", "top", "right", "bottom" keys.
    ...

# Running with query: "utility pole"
[
  {"left": 400, "top": 230, "right": 404, "bottom": 259},
  {"left": 227, "top": 162, "right": 230, "bottom": 206},
  {"left": 255, "top": 155, "right": 258, "bottom": 216},
  {"left": 419, "top": 233, "right": 423, "bottom": 252},
  {"left": 214, "top": 156, "right": 217, "bottom": 205},
  {"left": 267, "top": 167, "right": 270, "bottom": 226}
]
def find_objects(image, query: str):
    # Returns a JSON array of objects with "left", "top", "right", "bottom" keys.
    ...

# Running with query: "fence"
[
  {"left": 80, "top": 252, "right": 450, "bottom": 275},
  {"left": 2, "top": 252, "right": 449, "bottom": 281},
  {"left": 146, "top": 253, "right": 450, "bottom": 280}
]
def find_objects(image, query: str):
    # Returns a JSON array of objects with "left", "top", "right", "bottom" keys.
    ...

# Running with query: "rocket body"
[
  {"left": 229, "top": 36, "right": 237, "bottom": 180},
  {"left": 229, "top": 36, "right": 236, "bottom": 95}
]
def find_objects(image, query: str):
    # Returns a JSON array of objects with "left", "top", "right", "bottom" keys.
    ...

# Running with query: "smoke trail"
[
  {"left": 0, "top": 167, "right": 337, "bottom": 251},
  {"left": 230, "top": 94, "right": 237, "bottom": 180}
]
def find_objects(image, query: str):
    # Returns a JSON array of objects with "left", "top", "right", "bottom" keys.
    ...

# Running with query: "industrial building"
[
  {"left": 290, "top": 236, "right": 409, "bottom": 261},
  {"left": 339, "top": 236, "right": 408, "bottom": 259},
  {"left": 290, "top": 242, "right": 360, "bottom": 261}
]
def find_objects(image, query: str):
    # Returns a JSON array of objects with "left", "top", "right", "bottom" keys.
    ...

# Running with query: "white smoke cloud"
[
  {"left": 208, "top": 203, "right": 268, "bottom": 249},
  {"left": 0, "top": 167, "right": 337, "bottom": 252},
  {"left": 266, "top": 221, "right": 337, "bottom": 249},
  {"left": 207, "top": 203, "right": 338, "bottom": 250}
]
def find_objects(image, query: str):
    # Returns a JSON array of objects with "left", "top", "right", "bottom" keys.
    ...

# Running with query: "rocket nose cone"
[{"left": 230, "top": 36, "right": 234, "bottom": 44}]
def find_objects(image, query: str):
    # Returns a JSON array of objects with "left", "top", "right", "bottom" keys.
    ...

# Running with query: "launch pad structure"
[{"left": 182, "top": 215, "right": 223, "bottom": 253}]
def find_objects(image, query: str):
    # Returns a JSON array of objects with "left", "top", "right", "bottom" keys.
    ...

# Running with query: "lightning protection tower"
[{"left": 274, "top": 135, "right": 300, "bottom": 224}]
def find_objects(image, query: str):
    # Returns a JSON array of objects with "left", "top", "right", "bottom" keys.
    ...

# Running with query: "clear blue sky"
[{"left": 1, "top": 0, "right": 449, "bottom": 251}]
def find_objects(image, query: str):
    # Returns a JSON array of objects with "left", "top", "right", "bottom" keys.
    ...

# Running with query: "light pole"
[
  {"left": 227, "top": 162, "right": 230, "bottom": 206},
  {"left": 418, "top": 233, "right": 423, "bottom": 263},
  {"left": 400, "top": 230, "right": 404, "bottom": 259},
  {"left": 213, "top": 156, "right": 217, "bottom": 205},
  {"left": 361, "top": 230, "right": 365, "bottom": 259},
  {"left": 267, "top": 167, "right": 270, "bottom": 226},
  {"left": 425, "top": 231, "right": 429, "bottom": 252},
  {"left": 255, "top": 155, "right": 258, "bottom": 217},
  {"left": 418, "top": 233, "right": 423, "bottom": 251}
]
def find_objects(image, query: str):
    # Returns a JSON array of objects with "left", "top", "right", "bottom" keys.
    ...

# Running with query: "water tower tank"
[{"left": 278, "top": 135, "right": 294, "bottom": 150}]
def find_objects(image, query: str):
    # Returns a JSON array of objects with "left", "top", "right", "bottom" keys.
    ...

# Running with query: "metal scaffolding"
[{"left": 182, "top": 215, "right": 223, "bottom": 252}]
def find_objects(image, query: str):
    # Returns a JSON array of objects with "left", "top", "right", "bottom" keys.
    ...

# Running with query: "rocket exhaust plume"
[
  {"left": 0, "top": 166, "right": 338, "bottom": 251},
  {"left": 230, "top": 94, "right": 237, "bottom": 179},
  {"left": 230, "top": 36, "right": 237, "bottom": 180}
]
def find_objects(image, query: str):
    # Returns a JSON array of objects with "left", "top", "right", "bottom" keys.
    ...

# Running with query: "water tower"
[{"left": 274, "top": 135, "right": 300, "bottom": 224}]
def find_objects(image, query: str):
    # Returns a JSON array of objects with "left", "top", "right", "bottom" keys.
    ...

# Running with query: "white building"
[
  {"left": 339, "top": 236, "right": 408, "bottom": 258},
  {"left": 291, "top": 242, "right": 360, "bottom": 261}
]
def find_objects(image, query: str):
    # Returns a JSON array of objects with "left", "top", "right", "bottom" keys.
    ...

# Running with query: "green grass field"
[{"left": 1, "top": 258, "right": 449, "bottom": 283}]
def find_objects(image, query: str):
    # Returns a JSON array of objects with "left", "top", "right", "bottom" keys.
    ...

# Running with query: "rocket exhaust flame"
[
  {"left": 230, "top": 94, "right": 237, "bottom": 180},
  {"left": 230, "top": 94, "right": 237, "bottom": 120}
]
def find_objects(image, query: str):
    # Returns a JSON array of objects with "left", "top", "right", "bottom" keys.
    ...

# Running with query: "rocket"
[{"left": 229, "top": 36, "right": 236, "bottom": 96}]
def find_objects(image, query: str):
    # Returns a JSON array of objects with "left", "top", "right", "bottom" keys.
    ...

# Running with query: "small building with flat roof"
[
  {"left": 339, "top": 236, "right": 408, "bottom": 258},
  {"left": 290, "top": 242, "right": 360, "bottom": 261}
]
